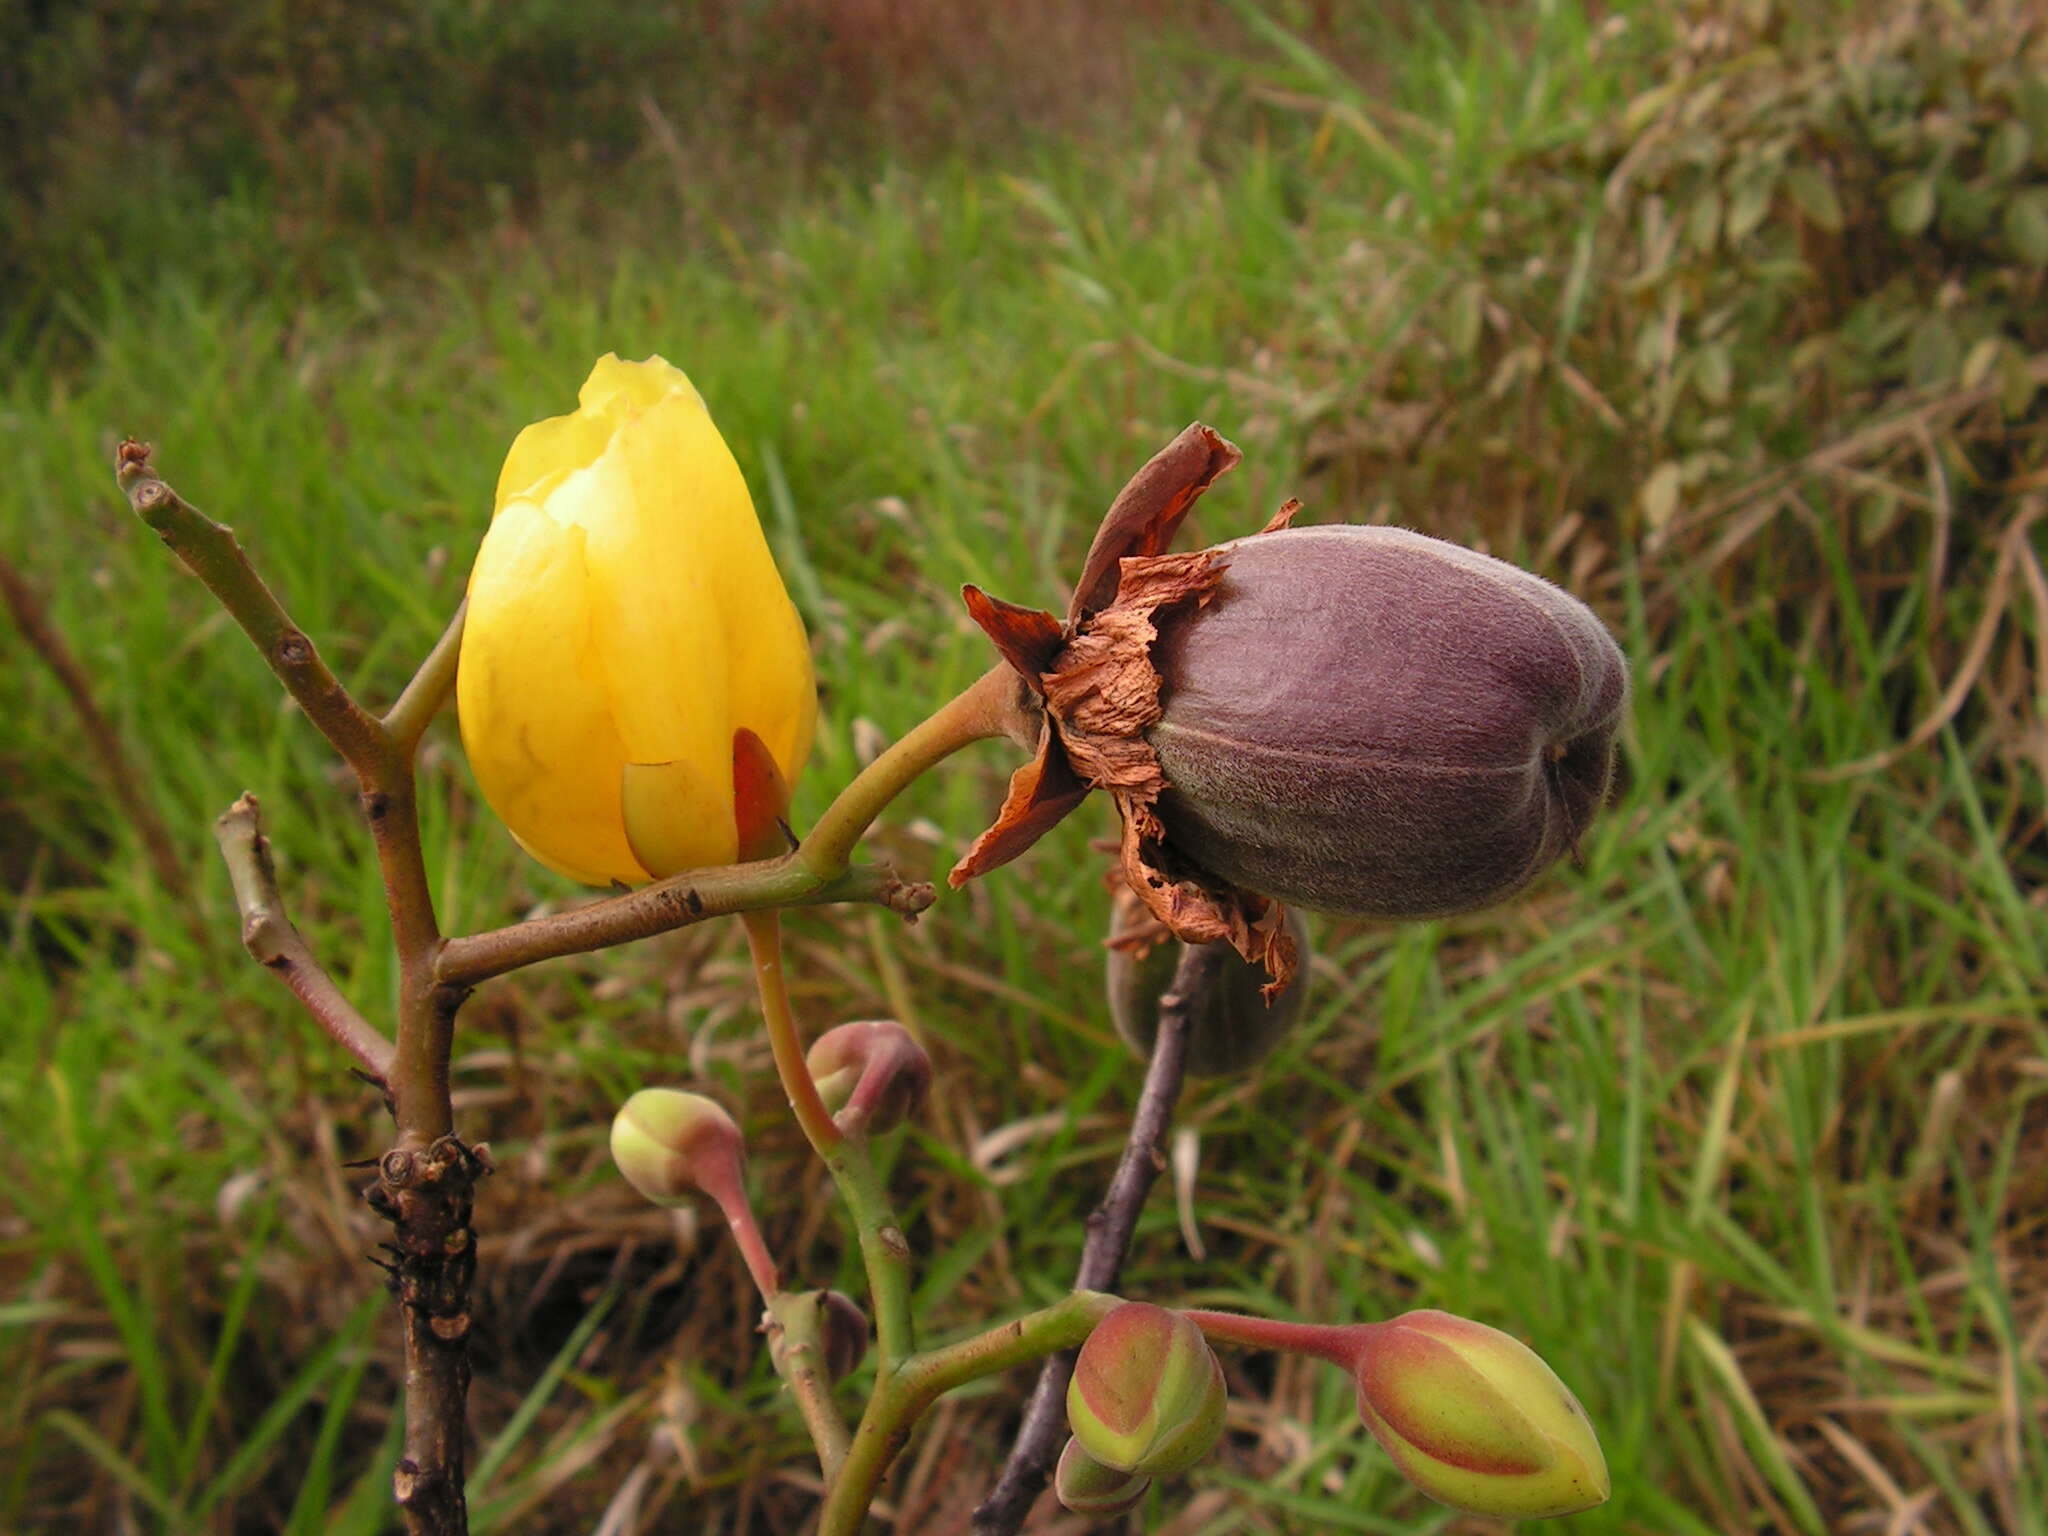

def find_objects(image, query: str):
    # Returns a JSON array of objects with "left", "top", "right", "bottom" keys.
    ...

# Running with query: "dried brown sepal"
[
  {"left": 1259, "top": 498, "right": 1303, "bottom": 535},
  {"left": 1105, "top": 864, "right": 1174, "bottom": 958},
  {"left": 1068, "top": 424, "right": 1242, "bottom": 621},
  {"left": 952, "top": 427, "right": 1300, "bottom": 992},
  {"left": 1117, "top": 805, "right": 1298, "bottom": 998},
  {"left": 950, "top": 726, "right": 1091, "bottom": 881},
  {"left": 950, "top": 424, "right": 1244, "bottom": 889},
  {"left": 961, "top": 586, "right": 1066, "bottom": 687},
  {"left": 1042, "top": 550, "right": 1221, "bottom": 796}
]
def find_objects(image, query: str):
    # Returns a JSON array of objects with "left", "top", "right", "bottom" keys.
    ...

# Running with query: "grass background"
[{"left": 4, "top": 0, "right": 2046, "bottom": 1531}]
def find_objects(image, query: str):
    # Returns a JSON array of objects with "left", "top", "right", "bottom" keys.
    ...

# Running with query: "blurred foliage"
[
  {"left": 0, "top": 0, "right": 1184, "bottom": 331},
  {"left": 1240, "top": 0, "right": 2046, "bottom": 794},
  {"left": 6, "top": 0, "right": 2047, "bottom": 1531}
]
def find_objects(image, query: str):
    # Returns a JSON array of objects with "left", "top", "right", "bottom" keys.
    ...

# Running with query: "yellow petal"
[
  {"left": 493, "top": 354, "right": 705, "bottom": 512},
  {"left": 620, "top": 758, "right": 733, "bottom": 877},
  {"left": 458, "top": 500, "right": 651, "bottom": 885},
  {"left": 603, "top": 384, "right": 818, "bottom": 787}
]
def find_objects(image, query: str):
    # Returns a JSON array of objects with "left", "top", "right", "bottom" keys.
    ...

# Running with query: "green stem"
[
  {"left": 819, "top": 1291, "right": 1123, "bottom": 1536},
  {"left": 385, "top": 599, "right": 466, "bottom": 756},
  {"left": 744, "top": 910, "right": 844, "bottom": 1153},
  {"left": 1179, "top": 1309, "right": 1367, "bottom": 1368},
  {"left": 745, "top": 911, "right": 917, "bottom": 1369},
  {"left": 798, "top": 663, "right": 1025, "bottom": 878},
  {"left": 825, "top": 1139, "right": 915, "bottom": 1373},
  {"left": 768, "top": 1291, "right": 853, "bottom": 1483}
]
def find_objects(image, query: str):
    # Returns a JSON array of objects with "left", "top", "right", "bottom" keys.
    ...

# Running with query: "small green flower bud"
[
  {"left": 1352, "top": 1309, "right": 1608, "bottom": 1519},
  {"left": 609, "top": 1088, "right": 745, "bottom": 1208},
  {"left": 1067, "top": 1302, "right": 1228, "bottom": 1477},
  {"left": 806, "top": 1020, "right": 932, "bottom": 1135},
  {"left": 1054, "top": 1436, "right": 1151, "bottom": 1517},
  {"left": 1106, "top": 886, "right": 1311, "bottom": 1078}
]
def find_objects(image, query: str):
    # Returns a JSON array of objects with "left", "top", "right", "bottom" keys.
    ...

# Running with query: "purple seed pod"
[
  {"left": 950, "top": 424, "right": 1627, "bottom": 992},
  {"left": 1146, "top": 524, "right": 1627, "bottom": 921}
]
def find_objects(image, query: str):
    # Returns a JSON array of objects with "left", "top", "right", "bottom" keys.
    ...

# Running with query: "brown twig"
[
  {"left": 117, "top": 441, "right": 471, "bottom": 1535},
  {"left": 970, "top": 941, "right": 1223, "bottom": 1535},
  {"left": 0, "top": 547, "right": 193, "bottom": 916},
  {"left": 214, "top": 792, "right": 395, "bottom": 1082},
  {"left": 117, "top": 444, "right": 389, "bottom": 772},
  {"left": 436, "top": 860, "right": 935, "bottom": 987}
]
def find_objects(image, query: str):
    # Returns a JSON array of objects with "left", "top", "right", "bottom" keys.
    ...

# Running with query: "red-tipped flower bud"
[
  {"left": 1107, "top": 880, "right": 1311, "bottom": 1078},
  {"left": 806, "top": 1020, "right": 933, "bottom": 1136},
  {"left": 1054, "top": 1437, "right": 1152, "bottom": 1517},
  {"left": 609, "top": 1088, "right": 746, "bottom": 1208},
  {"left": 1352, "top": 1309, "right": 1608, "bottom": 1519},
  {"left": 1067, "top": 1302, "right": 1228, "bottom": 1477}
]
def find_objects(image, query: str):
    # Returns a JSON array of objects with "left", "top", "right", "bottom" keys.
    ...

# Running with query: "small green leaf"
[
  {"left": 1686, "top": 187, "right": 1723, "bottom": 252},
  {"left": 1693, "top": 341, "right": 1733, "bottom": 406},
  {"left": 1905, "top": 313, "right": 1960, "bottom": 388},
  {"left": 1986, "top": 120, "right": 2032, "bottom": 182},
  {"left": 1447, "top": 281, "right": 1485, "bottom": 358},
  {"left": 1999, "top": 348, "right": 2041, "bottom": 417},
  {"left": 1486, "top": 344, "right": 1541, "bottom": 399},
  {"left": 1727, "top": 170, "right": 1775, "bottom": 244},
  {"left": 1784, "top": 167, "right": 1843, "bottom": 231},
  {"left": 2003, "top": 188, "right": 2048, "bottom": 267},
  {"left": 1858, "top": 488, "right": 1902, "bottom": 546},
  {"left": 1889, "top": 176, "right": 1936, "bottom": 236},
  {"left": 1961, "top": 335, "right": 2005, "bottom": 391},
  {"left": 2019, "top": 79, "right": 2048, "bottom": 148},
  {"left": 1640, "top": 460, "right": 1684, "bottom": 531}
]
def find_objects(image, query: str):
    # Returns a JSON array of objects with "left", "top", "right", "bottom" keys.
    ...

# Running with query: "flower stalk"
[{"left": 744, "top": 909, "right": 918, "bottom": 1371}]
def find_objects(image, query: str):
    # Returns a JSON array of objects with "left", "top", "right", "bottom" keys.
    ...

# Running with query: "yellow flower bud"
[{"left": 458, "top": 354, "right": 817, "bottom": 885}]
